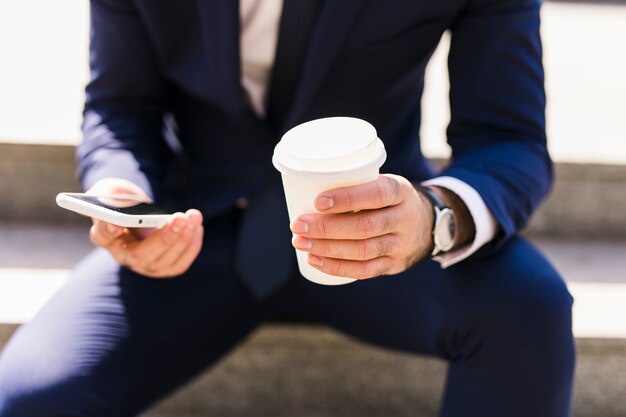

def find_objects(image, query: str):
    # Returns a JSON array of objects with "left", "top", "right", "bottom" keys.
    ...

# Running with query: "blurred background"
[{"left": 0, "top": 1, "right": 625, "bottom": 416}]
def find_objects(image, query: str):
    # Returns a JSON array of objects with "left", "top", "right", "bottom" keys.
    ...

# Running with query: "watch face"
[{"left": 434, "top": 208, "right": 456, "bottom": 252}]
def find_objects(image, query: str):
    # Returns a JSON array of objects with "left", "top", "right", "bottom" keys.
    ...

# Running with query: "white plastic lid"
[{"left": 273, "top": 117, "right": 386, "bottom": 178}]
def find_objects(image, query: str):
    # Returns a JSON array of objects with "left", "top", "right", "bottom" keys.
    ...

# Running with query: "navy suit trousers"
[{"left": 0, "top": 209, "right": 575, "bottom": 417}]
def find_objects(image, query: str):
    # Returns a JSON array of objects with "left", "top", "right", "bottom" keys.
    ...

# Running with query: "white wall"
[
  {"left": 421, "top": 1, "right": 626, "bottom": 164},
  {"left": 0, "top": 1, "right": 624, "bottom": 164},
  {"left": 0, "top": 1, "right": 89, "bottom": 144}
]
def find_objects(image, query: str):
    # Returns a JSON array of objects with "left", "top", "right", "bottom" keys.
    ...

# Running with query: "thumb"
[{"left": 90, "top": 220, "right": 124, "bottom": 247}]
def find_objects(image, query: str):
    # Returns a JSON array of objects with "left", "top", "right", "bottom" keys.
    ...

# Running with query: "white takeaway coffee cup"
[{"left": 272, "top": 117, "right": 387, "bottom": 285}]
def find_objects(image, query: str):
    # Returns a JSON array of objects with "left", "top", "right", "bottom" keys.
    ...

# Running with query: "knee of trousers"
[
  {"left": 0, "top": 379, "right": 113, "bottom": 417},
  {"left": 489, "top": 269, "right": 574, "bottom": 344},
  {"left": 0, "top": 332, "right": 119, "bottom": 417},
  {"left": 443, "top": 251, "right": 575, "bottom": 362}
]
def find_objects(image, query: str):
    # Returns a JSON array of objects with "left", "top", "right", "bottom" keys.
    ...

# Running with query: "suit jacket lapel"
[
  {"left": 284, "top": 0, "right": 368, "bottom": 130},
  {"left": 196, "top": 0, "right": 241, "bottom": 114},
  {"left": 194, "top": 0, "right": 366, "bottom": 125}
]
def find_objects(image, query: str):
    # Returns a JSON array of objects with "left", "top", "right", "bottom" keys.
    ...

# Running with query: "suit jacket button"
[{"left": 235, "top": 197, "right": 249, "bottom": 209}]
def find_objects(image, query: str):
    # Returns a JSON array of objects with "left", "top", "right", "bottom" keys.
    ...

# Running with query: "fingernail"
[
  {"left": 172, "top": 218, "right": 186, "bottom": 233},
  {"left": 308, "top": 255, "right": 324, "bottom": 268},
  {"left": 316, "top": 196, "right": 334, "bottom": 210},
  {"left": 106, "top": 224, "right": 119, "bottom": 234},
  {"left": 291, "top": 220, "right": 309, "bottom": 234},
  {"left": 292, "top": 236, "right": 312, "bottom": 250}
]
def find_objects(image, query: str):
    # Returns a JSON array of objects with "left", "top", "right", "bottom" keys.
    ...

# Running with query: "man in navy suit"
[{"left": 0, "top": 0, "right": 575, "bottom": 416}]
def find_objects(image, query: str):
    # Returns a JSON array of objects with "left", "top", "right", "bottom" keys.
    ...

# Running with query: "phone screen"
[{"left": 71, "top": 195, "right": 169, "bottom": 216}]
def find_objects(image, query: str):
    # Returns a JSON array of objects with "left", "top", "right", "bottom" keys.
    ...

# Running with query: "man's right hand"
[{"left": 87, "top": 178, "right": 204, "bottom": 278}]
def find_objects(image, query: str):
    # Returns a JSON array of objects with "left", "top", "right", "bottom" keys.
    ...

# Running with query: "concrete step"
[
  {"left": 2, "top": 266, "right": 624, "bottom": 330},
  {"left": 3, "top": 320, "right": 620, "bottom": 417},
  {"left": 2, "top": 142, "right": 626, "bottom": 238},
  {"left": 0, "top": 223, "right": 625, "bottom": 416},
  {"left": 1, "top": 269, "right": 624, "bottom": 340},
  {"left": 140, "top": 326, "right": 626, "bottom": 417},
  {"left": 1, "top": 322, "right": 624, "bottom": 417},
  {"left": 1, "top": 282, "right": 625, "bottom": 417},
  {"left": 1, "top": 223, "right": 625, "bottom": 330}
]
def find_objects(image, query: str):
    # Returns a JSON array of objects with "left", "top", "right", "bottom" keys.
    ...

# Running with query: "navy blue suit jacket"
[{"left": 78, "top": 0, "right": 551, "bottom": 256}]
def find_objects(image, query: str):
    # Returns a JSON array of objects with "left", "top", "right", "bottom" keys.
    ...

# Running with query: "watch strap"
[
  {"left": 415, "top": 185, "right": 451, "bottom": 257},
  {"left": 415, "top": 185, "right": 448, "bottom": 213}
]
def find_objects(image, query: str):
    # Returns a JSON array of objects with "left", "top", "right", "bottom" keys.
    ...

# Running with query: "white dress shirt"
[{"left": 239, "top": 0, "right": 498, "bottom": 267}]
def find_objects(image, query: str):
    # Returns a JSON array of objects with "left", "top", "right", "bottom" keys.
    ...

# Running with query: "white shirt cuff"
[{"left": 422, "top": 176, "right": 499, "bottom": 268}]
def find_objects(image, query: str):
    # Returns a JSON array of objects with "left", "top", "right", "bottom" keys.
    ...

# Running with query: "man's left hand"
[{"left": 290, "top": 174, "right": 434, "bottom": 279}]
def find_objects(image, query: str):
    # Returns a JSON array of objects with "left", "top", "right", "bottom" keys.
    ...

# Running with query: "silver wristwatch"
[{"left": 416, "top": 186, "right": 456, "bottom": 257}]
